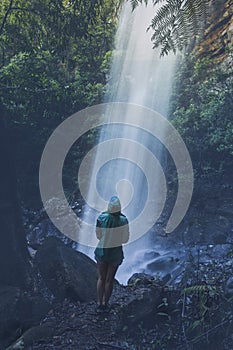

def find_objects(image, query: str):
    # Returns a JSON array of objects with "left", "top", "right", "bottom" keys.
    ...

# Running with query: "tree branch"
[
  {"left": 0, "top": 0, "right": 14, "bottom": 36},
  {"left": 0, "top": 2, "right": 41, "bottom": 37},
  {"left": 10, "top": 7, "right": 40, "bottom": 15}
]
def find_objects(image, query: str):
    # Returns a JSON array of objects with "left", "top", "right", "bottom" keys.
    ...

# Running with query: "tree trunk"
[{"left": 0, "top": 112, "right": 29, "bottom": 288}]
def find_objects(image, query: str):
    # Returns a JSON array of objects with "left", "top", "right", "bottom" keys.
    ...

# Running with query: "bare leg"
[
  {"left": 104, "top": 264, "right": 119, "bottom": 305},
  {"left": 97, "top": 262, "right": 108, "bottom": 305}
]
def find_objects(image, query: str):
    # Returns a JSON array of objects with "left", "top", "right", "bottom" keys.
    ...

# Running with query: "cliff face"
[{"left": 196, "top": 0, "right": 233, "bottom": 63}]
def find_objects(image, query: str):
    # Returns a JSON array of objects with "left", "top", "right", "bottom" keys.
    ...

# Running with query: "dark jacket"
[{"left": 94, "top": 211, "right": 129, "bottom": 263}]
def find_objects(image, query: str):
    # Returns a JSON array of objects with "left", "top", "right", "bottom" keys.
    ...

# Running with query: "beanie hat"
[{"left": 107, "top": 196, "right": 121, "bottom": 213}]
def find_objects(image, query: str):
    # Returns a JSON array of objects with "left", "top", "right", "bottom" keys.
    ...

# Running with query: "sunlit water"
[{"left": 78, "top": 3, "right": 177, "bottom": 284}]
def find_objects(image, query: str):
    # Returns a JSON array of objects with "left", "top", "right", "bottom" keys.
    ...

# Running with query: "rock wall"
[{"left": 196, "top": 0, "right": 233, "bottom": 62}]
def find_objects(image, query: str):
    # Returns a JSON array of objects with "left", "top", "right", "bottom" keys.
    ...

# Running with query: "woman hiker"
[{"left": 94, "top": 196, "right": 129, "bottom": 312}]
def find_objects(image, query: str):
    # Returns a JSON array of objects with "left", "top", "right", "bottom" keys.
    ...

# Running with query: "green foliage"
[
  {"left": 128, "top": 0, "right": 210, "bottom": 55},
  {"left": 170, "top": 54, "right": 233, "bottom": 181},
  {"left": 175, "top": 244, "right": 233, "bottom": 349},
  {"left": 0, "top": 0, "right": 117, "bottom": 61},
  {"left": 0, "top": 0, "right": 120, "bottom": 207},
  {"left": 182, "top": 284, "right": 217, "bottom": 295}
]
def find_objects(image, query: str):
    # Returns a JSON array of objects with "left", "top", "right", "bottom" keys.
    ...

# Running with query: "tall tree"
[{"left": 0, "top": 0, "right": 120, "bottom": 206}]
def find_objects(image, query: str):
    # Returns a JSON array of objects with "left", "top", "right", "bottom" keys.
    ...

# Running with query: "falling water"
[
  {"left": 79, "top": 3, "right": 177, "bottom": 283},
  {"left": 105, "top": 3, "right": 175, "bottom": 113}
]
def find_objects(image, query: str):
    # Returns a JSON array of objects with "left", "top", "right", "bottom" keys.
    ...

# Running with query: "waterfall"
[
  {"left": 105, "top": 3, "right": 176, "bottom": 114},
  {"left": 79, "top": 2, "right": 177, "bottom": 284}
]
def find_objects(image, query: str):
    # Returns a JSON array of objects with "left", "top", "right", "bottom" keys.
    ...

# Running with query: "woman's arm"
[
  {"left": 96, "top": 218, "right": 102, "bottom": 240},
  {"left": 121, "top": 221, "right": 129, "bottom": 244}
]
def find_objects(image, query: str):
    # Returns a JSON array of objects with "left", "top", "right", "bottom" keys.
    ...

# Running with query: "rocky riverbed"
[
  {"left": 1, "top": 234, "right": 233, "bottom": 350},
  {"left": 2, "top": 184, "right": 232, "bottom": 350}
]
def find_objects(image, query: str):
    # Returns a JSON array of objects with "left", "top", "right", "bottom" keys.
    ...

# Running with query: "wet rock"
[
  {"left": 35, "top": 236, "right": 98, "bottom": 302},
  {"left": 0, "top": 286, "right": 51, "bottom": 348},
  {"left": 162, "top": 273, "right": 172, "bottom": 285},
  {"left": 195, "top": 0, "right": 233, "bottom": 63},
  {"left": 127, "top": 272, "right": 172, "bottom": 287},
  {"left": 26, "top": 218, "right": 76, "bottom": 250},
  {"left": 212, "top": 232, "right": 228, "bottom": 244},
  {"left": 0, "top": 286, "right": 23, "bottom": 346},
  {"left": 25, "top": 199, "right": 81, "bottom": 251},
  {"left": 25, "top": 296, "right": 52, "bottom": 327},
  {"left": 5, "top": 322, "right": 57, "bottom": 350},
  {"left": 127, "top": 273, "right": 158, "bottom": 287},
  {"left": 119, "top": 285, "right": 161, "bottom": 328},
  {"left": 146, "top": 254, "right": 180, "bottom": 276},
  {"left": 113, "top": 273, "right": 168, "bottom": 329},
  {"left": 143, "top": 250, "right": 160, "bottom": 261}
]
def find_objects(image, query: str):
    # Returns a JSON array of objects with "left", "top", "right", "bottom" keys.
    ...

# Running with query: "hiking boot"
[
  {"left": 95, "top": 304, "right": 105, "bottom": 313},
  {"left": 102, "top": 303, "right": 111, "bottom": 313}
]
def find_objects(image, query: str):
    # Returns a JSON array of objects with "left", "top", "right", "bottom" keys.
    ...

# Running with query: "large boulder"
[
  {"left": 0, "top": 286, "right": 51, "bottom": 348},
  {"left": 110, "top": 273, "right": 180, "bottom": 331},
  {"left": 35, "top": 236, "right": 98, "bottom": 302},
  {"left": 5, "top": 322, "right": 57, "bottom": 350},
  {"left": 110, "top": 273, "right": 163, "bottom": 329},
  {"left": 119, "top": 285, "right": 161, "bottom": 327},
  {"left": 128, "top": 273, "right": 161, "bottom": 287},
  {"left": 128, "top": 272, "right": 171, "bottom": 287}
]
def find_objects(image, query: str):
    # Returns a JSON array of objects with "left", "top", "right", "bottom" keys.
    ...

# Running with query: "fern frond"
[
  {"left": 130, "top": 0, "right": 150, "bottom": 10},
  {"left": 182, "top": 284, "right": 217, "bottom": 295},
  {"left": 130, "top": 0, "right": 212, "bottom": 54},
  {"left": 150, "top": 0, "right": 181, "bottom": 29},
  {"left": 152, "top": 0, "right": 165, "bottom": 5},
  {"left": 187, "top": 0, "right": 209, "bottom": 32},
  {"left": 130, "top": 0, "right": 141, "bottom": 11}
]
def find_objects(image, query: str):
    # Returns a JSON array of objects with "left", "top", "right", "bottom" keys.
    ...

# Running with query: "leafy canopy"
[{"left": 0, "top": 0, "right": 120, "bottom": 207}]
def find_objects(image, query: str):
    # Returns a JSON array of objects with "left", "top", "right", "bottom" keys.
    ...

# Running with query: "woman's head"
[{"left": 108, "top": 196, "right": 121, "bottom": 213}]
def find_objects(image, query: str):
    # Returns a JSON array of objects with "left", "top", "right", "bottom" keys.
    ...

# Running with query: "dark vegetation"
[
  {"left": 170, "top": 54, "right": 233, "bottom": 184},
  {"left": 0, "top": 0, "right": 119, "bottom": 207},
  {"left": 0, "top": 0, "right": 233, "bottom": 349},
  {"left": 1, "top": 0, "right": 232, "bottom": 208}
]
